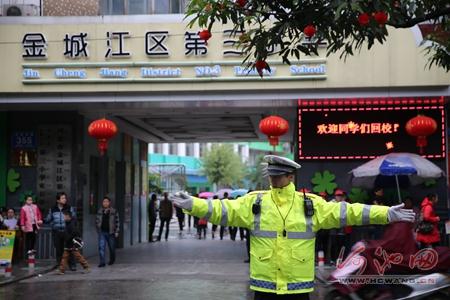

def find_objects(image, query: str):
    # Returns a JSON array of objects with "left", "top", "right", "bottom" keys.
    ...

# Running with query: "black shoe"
[
  {"left": 108, "top": 261, "right": 115, "bottom": 265},
  {"left": 244, "top": 259, "right": 250, "bottom": 263},
  {"left": 69, "top": 266, "right": 77, "bottom": 271},
  {"left": 156, "top": 237, "right": 161, "bottom": 242},
  {"left": 98, "top": 263, "right": 106, "bottom": 268}
]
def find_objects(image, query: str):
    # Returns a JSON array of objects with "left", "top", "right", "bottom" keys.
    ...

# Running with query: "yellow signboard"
[{"left": 0, "top": 230, "right": 16, "bottom": 264}]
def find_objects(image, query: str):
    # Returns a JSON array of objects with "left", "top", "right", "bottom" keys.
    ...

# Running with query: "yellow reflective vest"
[{"left": 188, "top": 182, "right": 389, "bottom": 295}]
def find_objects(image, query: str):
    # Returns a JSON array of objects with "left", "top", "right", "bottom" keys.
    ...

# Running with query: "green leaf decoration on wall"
[
  {"left": 311, "top": 170, "right": 337, "bottom": 194},
  {"left": 423, "top": 179, "right": 436, "bottom": 188},
  {"left": 7, "top": 168, "right": 21, "bottom": 193},
  {"left": 348, "top": 188, "right": 369, "bottom": 204}
]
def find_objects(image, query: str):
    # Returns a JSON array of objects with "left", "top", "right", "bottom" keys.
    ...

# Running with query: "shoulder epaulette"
[
  {"left": 247, "top": 190, "right": 269, "bottom": 196},
  {"left": 296, "top": 192, "right": 323, "bottom": 200}
]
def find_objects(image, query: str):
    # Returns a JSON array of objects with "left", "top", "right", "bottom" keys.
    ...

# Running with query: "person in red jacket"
[{"left": 416, "top": 194, "right": 440, "bottom": 248}]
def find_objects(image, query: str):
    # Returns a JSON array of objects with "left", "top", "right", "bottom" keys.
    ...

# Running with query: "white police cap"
[{"left": 263, "top": 155, "right": 301, "bottom": 176}]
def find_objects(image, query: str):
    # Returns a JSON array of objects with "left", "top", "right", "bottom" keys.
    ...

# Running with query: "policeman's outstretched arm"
[
  {"left": 312, "top": 195, "right": 415, "bottom": 230},
  {"left": 169, "top": 192, "right": 253, "bottom": 228}
]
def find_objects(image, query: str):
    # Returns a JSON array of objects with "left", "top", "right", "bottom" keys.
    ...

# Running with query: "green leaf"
[
  {"left": 348, "top": 187, "right": 369, "bottom": 204},
  {"left": 7, "top": 168, "right": 21, "bottom": 193},
  {"left": 311, "top": 170, "right": 337, "bottom": 194},
  {"left": 334, "top": 2, "right": 348, "bottom": 21},
  {"left": 423, "top": 178, "right": 437, "bottom": 187}
]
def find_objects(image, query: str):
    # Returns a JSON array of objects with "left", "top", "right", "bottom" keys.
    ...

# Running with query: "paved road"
[{"left": 0, "top": 224, "right": 330, "bottom": 300}]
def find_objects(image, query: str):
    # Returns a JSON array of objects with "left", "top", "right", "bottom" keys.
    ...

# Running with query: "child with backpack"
[
  {"left": 58, "top": 210, "right": 90, "bottom": 274},
  {"left": 197, "top": 218, "right": 207, "bottom": 240}
]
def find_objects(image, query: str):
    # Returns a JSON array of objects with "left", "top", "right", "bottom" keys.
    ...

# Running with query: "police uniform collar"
[{"left": 271, "top": 182, "right": 296, "bottom": 205}]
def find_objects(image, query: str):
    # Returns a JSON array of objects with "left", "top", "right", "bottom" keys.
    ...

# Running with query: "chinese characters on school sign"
[
  {"left": 298, "top": 106, "right": 445, "bottom": 159},
  {"left": 21, "top": 31, "right": 327, "bottom": 81}
]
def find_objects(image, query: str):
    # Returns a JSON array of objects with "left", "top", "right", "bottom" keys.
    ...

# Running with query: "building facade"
[
  {"left": 1, "top": 5, "right": 449, "bottom": 255},
  {"left": 148, "top": 142, "right": 292, "bottom": 194}
]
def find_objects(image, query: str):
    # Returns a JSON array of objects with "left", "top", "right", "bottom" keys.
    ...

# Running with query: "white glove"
[
  {"left": 387, "top": 203, "right": 415, "bottom": 223},
  {"left": 169, "top": 192, "right": 193, "bottom": 211}
]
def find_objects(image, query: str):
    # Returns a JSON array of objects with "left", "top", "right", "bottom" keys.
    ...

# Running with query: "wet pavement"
[{"left": 0, "top": 225, "right": 331, "bottom": 300}]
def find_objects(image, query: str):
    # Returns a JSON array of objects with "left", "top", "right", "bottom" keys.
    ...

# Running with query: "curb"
[{"left": 0, "top": 265, "right": 57, "bottom": 287}]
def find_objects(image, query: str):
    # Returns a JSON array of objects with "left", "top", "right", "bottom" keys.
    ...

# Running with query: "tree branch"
[{"left": 388, "top": 7, "right": 450, "bottom": 28}]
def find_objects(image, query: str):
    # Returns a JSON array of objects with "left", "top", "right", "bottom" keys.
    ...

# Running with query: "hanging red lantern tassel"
[
  {"left": 88, "top": 118, "right": 118, "bottom": 156},
  {"left": 405, "top": 114, "right": 437, "bottom": 154},
  {"left": 259, "top": 116, "right": 289, "bottom": 147}
]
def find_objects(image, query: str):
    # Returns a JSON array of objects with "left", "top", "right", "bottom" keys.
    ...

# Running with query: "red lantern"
[
  {"left": 405, "top": 115, "right": 437, "bottom": 154},
  {"left": 88, "top": 118, "right": 118, "bottom": 156},
  {"left": 259, "top": 116, "right": 289, "bottom": 146}
]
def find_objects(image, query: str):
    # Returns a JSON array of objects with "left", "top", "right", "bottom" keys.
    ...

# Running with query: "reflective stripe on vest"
[
  {"left": 250, "top": 278, "right": 276, "bottom": 290},
  {"left": 250, "top": 193, "right": 315, "bottom": 239},
  {"left": 340, "top": 201, "right": 347, "bottom": 227},
  {"left": 287, "top": 281, "right": 315, "bottom": 290},
  {"left": 204, "top": 200, "right": 213, "bottom": 220},
  {"left": 220, "top": 200, "right": 228, "bottom": 226},
  {"left": 252, "top": 231, "right": 278, "bottom": 238},
  {"left": 250, "top": 278, "right": 314, "bottom": 291},
  {"left": 286, "top": 231, "right": 315, "bottom": 239},
  {"left": 362, "top": 204, "right": 371, "bottom": 225}
]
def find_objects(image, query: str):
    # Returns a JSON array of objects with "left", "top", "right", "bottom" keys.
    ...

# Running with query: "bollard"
[
  {"left": 5, "top": 263, "right": 12, "bottom": 278},
  {"left": 318, "top": 250, "right": 325, "bottom": 267},
  {"left": 28, "top": 253, "right": 35, "bottom": 269}
]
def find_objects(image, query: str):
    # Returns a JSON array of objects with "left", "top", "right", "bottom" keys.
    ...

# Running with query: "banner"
[{"left": 0, "top": 230, "right": 16, "bottom": 264}]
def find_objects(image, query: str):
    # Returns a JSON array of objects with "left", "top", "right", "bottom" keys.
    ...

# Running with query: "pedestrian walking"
[
  {"left": 315, "top": 191, "right": 330, "bottom": 263},
  {"left": 148, "top": 194, "right": 157, "bottom": 242},
  {"left": 20, "top": 196, "right": 43, "bottom": 255},
  {"left": 157, "top": 192, "right": 173, "bottom": 241},
  {"left": 225, "top": 193, "right": 238, "bottom": 241},
  {"left": 58, "top": 211, "right": 90, "bottom": 274},
  {"left": 329, "top": 189, "right": 352, "bottom": 263},
  {"left": 46, "top": 192, "right": 77, "bottom": 269},
  {"left": 366, "top": 187, "right": 388, "bottom": 239},
  {"left": 170, "top": 155, "right": 415, "bottom": 299},
  {"left": 197, "top": 217, "right": 207, "bottom": 239},
  {"left": 175, "top": 205, "right": 185, "bottom": 234},
  {"left": 96, "top": 197, "right": 120, "bottom": 267},
  {"left": 210, "top": 195, "right": 219, "bottom": 239},
  {"left": 416, "top": 193, "right": 441, "bottom": 248}
]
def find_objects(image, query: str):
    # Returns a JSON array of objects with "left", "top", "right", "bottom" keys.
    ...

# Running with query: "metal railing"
[{"left": 34, "top": 227, "right": 55, "bottom": 259}]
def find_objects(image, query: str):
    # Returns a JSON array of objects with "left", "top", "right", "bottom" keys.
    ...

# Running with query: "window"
[
  {"left": 129, "top": 0, "right": 148, "bottom": 14},
  {"left": 154, "top": 143, "right": 163, "bottom": 154},
  {"left": 169, "top": 143, "right": 177, "bottom": 155},
  {"left": 100, "top": 0, "right": 125, "bottom": 15},
  {"left": 100, "top": 0, "right": 187, "bottom": 15},
  {"left": 200, "top": 143, "right": 208, "bottom": 157},
  {"left": 186, "top": 143, "right": 194, "bottom": 157}
]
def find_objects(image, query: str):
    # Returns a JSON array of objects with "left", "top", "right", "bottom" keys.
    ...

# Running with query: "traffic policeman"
[{"left": 170, "top": 155, "right": 415, "bottom": 300}]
